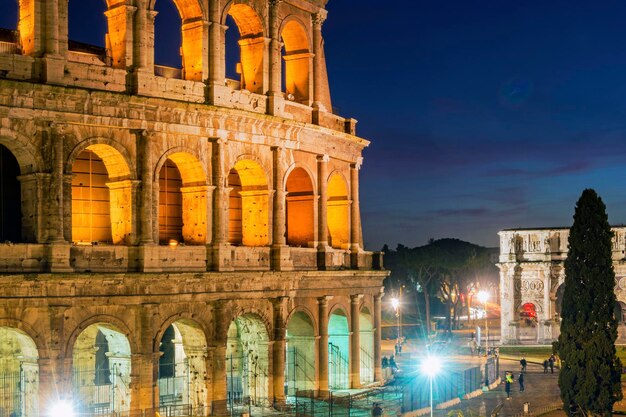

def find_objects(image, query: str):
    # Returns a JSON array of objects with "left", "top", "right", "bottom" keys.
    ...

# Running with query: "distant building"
[
  {"left": 498, "top": 227, "right": 626, "bottom": 344},
  {"left": 0, "top": 1, "right": 388, "bottom": 416}
]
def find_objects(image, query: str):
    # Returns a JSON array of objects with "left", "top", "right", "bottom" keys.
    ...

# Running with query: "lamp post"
[
  {"left": 391, "top": 297, "right": 400, "bottom": 353},
  {"left": 477, "top": 291, "right": 489, "bottom": 356},
  {"left": 421, "top": 355, "right": 441, "bottom": 417}
]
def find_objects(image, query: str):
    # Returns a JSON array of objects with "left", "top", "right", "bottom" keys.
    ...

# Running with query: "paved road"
[{"left": 430, "top": 359, "right": 561, "bottom": 416}]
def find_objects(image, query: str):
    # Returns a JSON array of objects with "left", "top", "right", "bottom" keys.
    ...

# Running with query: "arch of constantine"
[
  {"left": 0, "top": 1, "right": 388, "bottom": 416},
  {"left": 498, "top": 227, "right": 626, "bottom": 345}
]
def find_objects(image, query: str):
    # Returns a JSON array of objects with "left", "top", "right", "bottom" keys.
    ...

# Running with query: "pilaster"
[
  {"left": 350, "top": 294, "right": 363, "bottom": 388},
  {"left": 209, "top": 139, "right": 233, "bottom": 271},
  {"left": 267, "top": 0, "right": 285, "bottom": 116},
  {"left": 317, "top": 155, "right": 331, "bottom": 269},
  {"left": 271, "top": 147, "right": 293, "bottom": 270},
  {"left": 373, "top": 291, "right": 383, "bottom": 382},
  {"left": 272, "top": 296, "right": 288, "bottom": 405},
  {"left": 318, "top": 296, "right": 332, "bottom": 394},
  {"left": 350, "top": 161, "right": 363, "bottom": 269}
]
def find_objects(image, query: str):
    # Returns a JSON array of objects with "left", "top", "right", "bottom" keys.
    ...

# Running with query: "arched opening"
[
  {"left": 0, "top": 1, "right": 18, "bottom": 54},
  {"left": 327, "top": 174, "right": 350, "bottom": 249},
  {"left": 518, "top": 302, "right": 538, "bottom": 343},
  {"left": 359, "top": 308, "right": 374, "bottom": 385},
  {"left": 68, "top": 0, "right": 109, "bottom": 64},
  {"left": 228, "top": 160, "right": 269, "bottom": 246},
  {"left": 285, "top": 311, "right": 315, "bottom": 396},
  {"left": 72, "top": 323, "right": 131, "bottom": 415},
  {"left": 158, "top": 153, "right": 208, "bottom": 245},
  {"left": 328, "top": 309, "right": 349, "bottom": 390},
  {"left": 281, "top": 20, "right": 311, "bottom": 104},
  {"left": 0, "top": 327, "right": 39, "bottom": 417},
  {"left": 159, "top": 160, "right": 183, "bottom": 244},
  {"left": 0, "top": 144, "right": 22, "bottom": 242},
  {"left": 225, "top": 314, "right": 269, "bottom": 410},
  {"left": 71, "top": 145, "right": 133, "bottom": 245},
  {"left": 158, "top": 320, "right": 208, "bottom": 412},
  {"left": 153, "top": 0, "right": 183, "bottom": 78},
  {"left": 285, "top": 168, "right": 314, "bottom": 247},
  {"left": 224, "top": 4, "right": 265, "bottom": 93}
]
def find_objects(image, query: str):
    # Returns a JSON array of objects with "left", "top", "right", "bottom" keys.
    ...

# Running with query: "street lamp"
[
  {"left": 49, "top": 400, "right": 75, "bottom": 417},
  {"left": 391, "top": 297, "right": 400, "bottom": 353},
  {"left": 421, "top": 355, "right": 442, "bottom": 417},
  {"left": 477, "top": 290, "right": 489, "bottom": 356}
]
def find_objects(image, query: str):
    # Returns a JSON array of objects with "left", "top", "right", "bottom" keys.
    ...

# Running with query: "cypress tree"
[{"left": 558, "top": 189, "right": 622, "bottom": 416}]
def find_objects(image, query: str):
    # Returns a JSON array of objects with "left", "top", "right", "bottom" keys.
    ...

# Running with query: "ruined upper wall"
[{"left": 0, "top": 0, "right": 352, "bottom": 134}]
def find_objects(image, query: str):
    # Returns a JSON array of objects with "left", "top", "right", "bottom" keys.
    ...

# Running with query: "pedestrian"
[
  {"left": 548, "top": 356, "right": 555, "bottom": 374},
  {"left": 382, "top": 356, "right": 388, "bottom": 368},
  {"left": 520, "top": 357, "right": 527, "bottom": 373},
  {"left": 505, "top": 371, "right": 514, "bottom": 399},
  {"left": 389, "top": 355, "right": 397, "bottom": 371},
  {"left": 518, "top": 372, "right": 525, "bottom": 392},
  {"left": 543, "top": 359, "right": 549, "bottom": 373},
  {"left": 372, "top": 403, "right": 383, "bottom": 417},
  {"left": 394, "top": 343, "right": 399, "bottom": 355}
]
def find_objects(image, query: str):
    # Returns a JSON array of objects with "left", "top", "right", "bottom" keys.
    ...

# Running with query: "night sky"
[{"left": 4, "top": 1, "right": 626, "bottom": 250}]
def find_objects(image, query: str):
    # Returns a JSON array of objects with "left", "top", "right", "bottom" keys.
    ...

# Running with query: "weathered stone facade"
[
  {"left": 498, "top": 228, "right": 626, "bottom": 345},
  {"left": 0, "top": 1, "right": 387, "bottom": 416}
]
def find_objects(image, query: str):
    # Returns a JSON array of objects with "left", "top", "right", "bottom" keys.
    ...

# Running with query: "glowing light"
[
  {"left": 391, "top": 297, "right": 399, "bottom": 310},
  {"left": 49, "top": 400, "right": 74, "bottom": 417},
  {"left": 420, "top": 355, "right": 442, "bottom": 377},
  {"left": 168, "top": 239, "right": 179, "bottom": 247},
  {"left": 477, "top": 290, "right": 489, "bottom": 304}
]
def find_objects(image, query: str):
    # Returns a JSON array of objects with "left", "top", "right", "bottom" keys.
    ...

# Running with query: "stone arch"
[
  {"left": 286, "top": 305, "right": 318, "bottom": 334},
  {"left": 222, "top": 306, "right": 273, "bottom": 341},
  {"left": 0, "top": 128, "right": 43, "bottom": 174},
  {"left": 66, "top": 139, "right": 134, "bottom": 180},
  {"left": 65, "top": 315, "right": 136, "bottom": 358},
  {"left": 0, "top": 318, "right": 43, "bottom": 354},
  {"left": 71, "top": 322, "right": 132, "bottom": 415},
  {"left": 225, "top": 312, "right": 270, "bottom": 408},
  {"left": 285, "top": 309, "right": 316, "bottom": 395},
  {"left": 68, "top": 140, "right": 134, "bottom": 245},
  {"left": 285, "top": 166, "right": 315, "bottom": 247},
  {"left": 228, "top": 159, "right": 270, "bottom": 246},
  {"left": 0, "top": 326, "right": 40, "bottom": 417},
  {"left": 359, "top": 306, "right": 374, "bottom": 384},
  {"left": 155, "top": 150, "right": 209, "bottom": 244},
  {"left": 280, "top": 17, "right": 311, "bottom": 103},
  {"left": 328, "top": 306, "right": 350, "bottom": 389},
  {"left": 327, "top": 172, "right": 350, "bottom": 249},
  {"left": 222, "top": 1, "right": 266, "bottom": 93},
  {"left": 156, "top": 318, "right": 208, "bottom": 409},
  {"left": 153, "top": 313, "right": 211, "bottom": 353}
]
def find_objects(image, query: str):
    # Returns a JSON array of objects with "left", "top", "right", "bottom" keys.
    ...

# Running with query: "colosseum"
[{"left": 0, "top": 0, "right": 388, "bottom": 416}]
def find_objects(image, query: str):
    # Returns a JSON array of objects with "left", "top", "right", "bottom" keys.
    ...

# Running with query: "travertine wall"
[
  {"left": 0, "top": 1, "right": 388, "bottom": 415},
  {"left": 498, "top": 228, "right": 626, "bottom": 345}
]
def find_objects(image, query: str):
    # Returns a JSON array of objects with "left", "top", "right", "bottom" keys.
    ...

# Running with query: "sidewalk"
[{"left": 430, "top": 359, "right": 561, "bottom": 416}]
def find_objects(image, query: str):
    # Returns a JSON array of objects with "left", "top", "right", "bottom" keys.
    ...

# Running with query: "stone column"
[
  {"left": 135, "top": 130, "right": 154, "bottom": 244},
  {"left": 48, "top": 126, "right": 65, "bottom": 243},
  {"left": 267, "top": 0, "right": 285, "bottom": 115},
  {"left": 317, "top": 155, "right": 330, "bottom": 269},
  {"left": 318, "top": 296, "right": 331, "bottom": 394},
  {"left": 350, "top": 294, "right": 363, "bottom": 388},
  {"left": 271, "top": 147, "right": 292, "bottom": 270},
  {"left": 211, "top": 304, "right": 229, "bottom": 415},
  {"left": 373, "top": 292, "right": 383, "bottom": 382},
  {"left": 42, "top": 0, "right": 66, "bottom": 84},
  {"left": 39, "top": 306, "right": 69, "bottom": 408},
  {"left": 312, "top": 11, "right": 328, "bottom": 111},
  {"left": 210, "top": 139, "right": 232, "bottom": 271},
  {"left": 272, "top": 297, "right": 288, "bottom": 404},
  {"left": 207, "top": 0, "right": 228, "bottom": 104},
  {"left": 350, "top": 161, "right": 362, "bottom": 269},
  {"left": 46, "top": 126, "right": 72, "bottom": 272}
]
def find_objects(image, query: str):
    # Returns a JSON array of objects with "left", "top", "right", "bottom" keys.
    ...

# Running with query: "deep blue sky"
[{"left": 4, "top": 1, "right": 626, "bottom": 249}]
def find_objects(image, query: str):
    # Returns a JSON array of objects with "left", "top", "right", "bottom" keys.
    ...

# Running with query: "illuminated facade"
[
  {"left": 498, "top": 228, "right": 626, "bottom": 345},
  {"left": 0, "top": 1, "right": 387, "bottom": 416}
]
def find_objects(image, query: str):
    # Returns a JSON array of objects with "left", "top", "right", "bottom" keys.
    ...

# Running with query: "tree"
[{"left": 557, "top": 189, "right": 622, "bottom": 416}]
